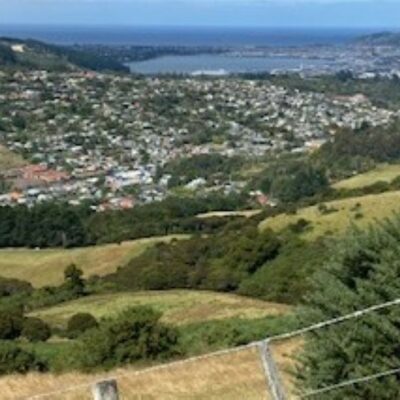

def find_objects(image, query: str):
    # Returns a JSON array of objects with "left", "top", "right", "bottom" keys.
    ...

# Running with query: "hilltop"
[{"left": 0, "top": 37, "right": 129, "bottom": 72}]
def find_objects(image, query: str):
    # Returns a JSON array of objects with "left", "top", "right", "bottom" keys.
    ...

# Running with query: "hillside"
[
  {"left": 0, "top": 37, "right": 129, "bottom": 72},
  {"left": 355, "top": 31, "right": 400, "bottom": 46},
  {"left": 0, "top": 235, "right": 187, "bottom": 287},
  {"left": 333, "top": 163, "right": 400, "bottom": 189},
  {"left": 260, "top": 190, "right": 400, "bottom": 240},
  {"left": 0, "top": 339, "right": 299, "bottom": 400},
  {"left": 31, "top": 290, "right": 290, "bottom": 328}
]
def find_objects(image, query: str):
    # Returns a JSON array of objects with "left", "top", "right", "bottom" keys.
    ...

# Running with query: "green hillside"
[
  {"left": 260, "top": 190, "right": 400, "bottom": 240},
  {"left": 31, "top": 290, "right": 290, "bottom": 328},
  {"left": 0, "top": 37, "right": 129, "bottom": 72},
  {"left": 333, "top": 163, "right": 400, "bottom": 190},
  {"left": 0, "top": 235, "right": 187, "bottom": 287}
]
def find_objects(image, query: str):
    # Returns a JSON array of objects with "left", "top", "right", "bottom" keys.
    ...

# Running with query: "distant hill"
[
  {"left": 354, "top": 31, "right": 400, "bottom": 46},
  {"left": 0, "top": 37, "right": 129, "bottom": 72}
]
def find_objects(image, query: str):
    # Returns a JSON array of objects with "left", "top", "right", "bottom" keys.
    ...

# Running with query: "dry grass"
[
  {"left": 260, "top": 190, "right": 400, "bottom": 240},
  {"left": 333, "top": 163, "right": 400, "bottom": 190},
  {"left": 0, "top": 235, "right": 188, "bottom": 288},
  {"left": 0, "top": 340, "right": 301, "bottom": 400},
  {"left": 32, "top": 290, "right": 291, "bottom": 328},
  {"left": 196, "top": 210, "right": 261, "bottom": 219},
  {"left": 0, "top": 145, "right": 26, "bottom": 171}
]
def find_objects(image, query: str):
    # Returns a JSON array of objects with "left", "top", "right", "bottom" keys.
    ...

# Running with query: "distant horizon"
[{"left": 0, "top": 25, "right": 389, "bottom": 47}]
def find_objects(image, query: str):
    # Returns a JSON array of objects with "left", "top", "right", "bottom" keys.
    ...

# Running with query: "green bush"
[
  {"left": 0, "top": 342, "right": 46, "bottom": 375},
  {"left": 67, "top": 313, "right": 98, "bottom": 339},
  {"left": 75, "top": 307, "right": 179, "bottom": 370},
  {"left": 21, "top": 318, "right": 51, "bottom": 342},
  {"left": 0, "top": 310, "right": 23, "bottom": 340}
]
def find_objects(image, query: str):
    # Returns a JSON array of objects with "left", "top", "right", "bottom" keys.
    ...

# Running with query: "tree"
[
  {"left": 0, "top": 342, "right": 46, "bottom": 375},
  {"left": 0, "top": 310, "right": 23, "bottom": 340},
  {"left": 67, "top": 313, "right": 98, "bottom": 339},
  {"left": 297, "top": 216, "right": 400, "bottom": 399},
  {"left": 64, "top": 264, "right": 85, "bottom": 296},
  {"left": 75, "top": 307, "right": 178, "bottom": 370},
  {"left": 22, "top": 317, "right": 51, "bottom": 342}
]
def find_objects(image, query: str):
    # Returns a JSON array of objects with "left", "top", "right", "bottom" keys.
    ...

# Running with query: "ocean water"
[
  {"left": 0, "top": 25, "right": 376, "bottom": 47},
  {"left": 127, "top": 54, "right": 333, "bottom": 75}
]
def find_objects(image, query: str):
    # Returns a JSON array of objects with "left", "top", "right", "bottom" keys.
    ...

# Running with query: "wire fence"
[{"left": 16, "top": 297, "right": 400, "bottom": 400}]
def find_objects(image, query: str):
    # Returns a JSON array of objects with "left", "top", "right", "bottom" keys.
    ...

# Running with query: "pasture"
[
  {"left": 260, "top": 190, "right": 400, "bottom": 240},
  {"left": 32, "top": 290, "right": 291, "bottom": 328},
  {"left": 0, "top": 235, "right": 187, "bottom": 287},
  {"left": 333, "top": 163, "right": 400, "bottom": 189},
  {"left": 0, "top": 338, "right": 300, "bottom": 400}
]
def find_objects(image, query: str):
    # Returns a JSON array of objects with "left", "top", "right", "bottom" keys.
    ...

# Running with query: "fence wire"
[{"left": 21, "top": 297, "right": 400, "bottom": 400}]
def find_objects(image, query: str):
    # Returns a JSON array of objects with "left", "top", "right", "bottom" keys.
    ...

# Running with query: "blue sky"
[{"left": 1, "top": 0, "right": 400, "bottom": 28}]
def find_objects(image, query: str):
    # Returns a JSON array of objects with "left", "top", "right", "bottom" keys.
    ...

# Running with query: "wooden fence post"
[
  {"left": 258, "top": 340, "right": 287, "bottom": 400},
  {"left": 92, "top": 379, "right": 120, "bottom": 400}
]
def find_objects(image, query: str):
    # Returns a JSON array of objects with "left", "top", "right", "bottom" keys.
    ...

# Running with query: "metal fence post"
[
  {"left": 92, "top": 379, "right": 120, "bottom": 400},
  {"left": 258, "top": 340, "right": 287, "bottom": 400}
]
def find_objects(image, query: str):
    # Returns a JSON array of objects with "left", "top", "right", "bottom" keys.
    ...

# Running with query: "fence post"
[
  {"left": 92, "top": 379, "right": 120, "bottom": 400},
  {"left": 258, "top": 340, "right": 287, "bottom": 400}
]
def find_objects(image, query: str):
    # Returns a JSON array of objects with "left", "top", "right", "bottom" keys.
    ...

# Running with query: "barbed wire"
[
  {"left": 25, "top": 297, "right": 400, "bottom": 400},
  {"left": 301, "top": 366, "right": 400, "bottom": 398}
]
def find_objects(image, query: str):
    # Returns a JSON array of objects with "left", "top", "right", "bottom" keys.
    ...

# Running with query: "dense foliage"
[
  {"left": 298, "top": 216, "right": 400, "bottom": 399},
  {"left": 0, "top": 44, "right": 16, "bottom": 65},
  {"left": 0, "top": 342, "right": 45, "bottom": 375},
  {"left": 66, "top": 313, "right": 98, "bottom": 339},
  {"left": 103, "top": 218, "right": 324, "bottom": 303},
  {"left": 74, "top": 307, "right": 179, "bottom": 370},
  {"left": 21, "top": 318, "right": 51, "bottom": 342},
  {"left": 0, "top": 193, "right": 247, "bottom": 248},
  {"left": 251, "top": 158, "right": 329, "bottom": 203}
]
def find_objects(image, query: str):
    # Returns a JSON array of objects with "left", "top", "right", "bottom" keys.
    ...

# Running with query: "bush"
[
  {"left": 289, "top": 218, "right": 311, "bottom": 233},
  {"left": 67, "top": 313, "right": 98, "bottom": 339},
  {"left": 21, "top": 318, "right": 51, "bottom": 342},
  {"left": 0, "top": 277, "right": 33, "bottom": 298},
  {"left": 0, "top": 342, "right": 46, "bottom": 375},
  {"left": 0, "top": 310, "right": 23, "bottom": 340},
  {"left": 75, "top": 307, "right": 179, "bottom": 370}
]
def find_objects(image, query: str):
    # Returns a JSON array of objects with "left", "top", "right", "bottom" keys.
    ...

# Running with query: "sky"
[{"left": 1, "top": 0, "right": 400, "bottom": 28}]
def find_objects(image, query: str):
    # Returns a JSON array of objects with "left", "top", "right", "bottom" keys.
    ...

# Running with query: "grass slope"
[
  {"left": 0, "top": 235, "right": 187, "bottom": 287},
  {"left": 333, "top": 163, "right": 400, "bottom": 189},
  {"left": 0, "top": 145, "right": 26, "bottom": 171},
  {"left": 32, "top": 290, "right": 290, "bottom": 328},
  {"left": 196, "top": 210, "right": 261, "bottom": 219},
  {"left": 0, "top": 339, "right": 300, "bottom": 400},
  {"left": 0, "top": 344, "right": 287, "bottom": 400},
  {"left": 260, "top": 190, "right": 400, "bottom": 240}
]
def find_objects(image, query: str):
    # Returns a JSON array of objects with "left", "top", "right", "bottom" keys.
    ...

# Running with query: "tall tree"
[{"left": 297, "top": 216, "right": 400, "bottom": 399}]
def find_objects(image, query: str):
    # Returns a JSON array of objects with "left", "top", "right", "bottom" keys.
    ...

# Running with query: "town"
[{"left": 0, "top": 69, "right": 397, "bottom": 210}]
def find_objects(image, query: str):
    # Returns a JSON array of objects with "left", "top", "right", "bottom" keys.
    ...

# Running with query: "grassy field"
[
  {"left": 0, "top": 339, "right": 300, "bottom": 400},
  {"left": 196, "top": 210, "right": 261, "bottom": 219},
  {"left": 0, "top": 145, "right": 26, "bottom": 171},
  {"left": 333, "top": 163, "right": 400, "bottom": 189},
  {"left": 32, "top": 290, "right": 290, "bottom": 328},
  {"left": 260, "top": 190, "right": 400, "bottom": 240},
  {"left": 0, "top": 235, "right": 187, "bottom": 288}
]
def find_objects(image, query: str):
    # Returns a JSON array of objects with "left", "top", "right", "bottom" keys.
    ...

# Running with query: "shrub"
[
  {"left": 0, "top": 310, "right": 23, "bottom": 340},
  {"left": 67, "top": 313, "right": 98, "bottom": 339},
  {"left": 0, "top": 277, "right": 33, "bottom": 298},
  {"left": 0, "top": 342, "right": 46, "bottom": 375},
  {"left": 75, "top": 307, "right": 179, "bottom": 370},
  {"left": 21, "top": 318, "right": 51, "bottom": 342},
  {"left": 289, "top": 218, "right": 311, "bottom": 233}
]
